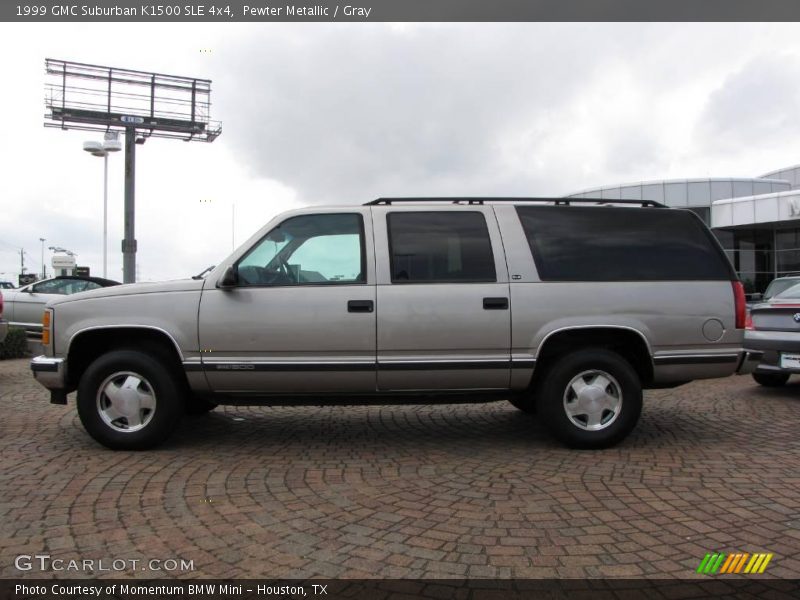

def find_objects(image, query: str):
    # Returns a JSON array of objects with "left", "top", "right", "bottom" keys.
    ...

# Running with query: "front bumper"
[{"left": 30, "top": 355, "right": 71, "bottom": 404}]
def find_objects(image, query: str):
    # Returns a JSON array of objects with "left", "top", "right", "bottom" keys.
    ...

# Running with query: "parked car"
[
  {"left": 745, "top": 281, "right": 800, "bottom": 386},
  {"left": 757, "top": 275, "right": 800, "bottom": 304},
  {"left": 0, "top": 281, "right": 15, "bottom": 290},
  {"left": 0, "top": 290, "right": 7, "bottom": 343},
  {"left": 31, "top": 198, "right": 759, "bottom": 451},
  {"left": 4, "top": 276, "right": 119, "bottom": 336}
]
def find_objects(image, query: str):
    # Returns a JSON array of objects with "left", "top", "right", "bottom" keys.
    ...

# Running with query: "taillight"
[
  {"left": 0, "top": 291, "right": 3, "bottom": 316},
  {"left": 745, "top": 312, "right": 754, "bottom": 330},
  {"left": 733, "top": 281, "right": 746, "bottom": 329}
]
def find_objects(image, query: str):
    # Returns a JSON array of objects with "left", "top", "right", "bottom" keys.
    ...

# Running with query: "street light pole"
[
  {"left": 39, "top": 238, "right": 46, "bottom": 279},
  {"left": 83, "top": 132, "right": 120, "bottom": 279}
]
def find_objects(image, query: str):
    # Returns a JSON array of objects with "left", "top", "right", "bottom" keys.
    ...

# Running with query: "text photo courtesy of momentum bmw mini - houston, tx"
[{"left": 3, "top": 3, "right": 800, "bottom": 600}]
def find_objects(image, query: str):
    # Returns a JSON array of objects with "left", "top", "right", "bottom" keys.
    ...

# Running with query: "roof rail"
[{"left": 364, "top": 197, "right": 666, "bottom": 208}]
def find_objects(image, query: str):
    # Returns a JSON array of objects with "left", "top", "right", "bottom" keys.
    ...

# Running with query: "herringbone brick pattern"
[{"left": 2, "top": 358, "right": 799, "bottom": 579}]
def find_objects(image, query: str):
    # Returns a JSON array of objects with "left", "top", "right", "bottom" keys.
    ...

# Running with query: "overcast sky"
[{"left": 1, "top": 23, "right": 800, "bottom": 282}]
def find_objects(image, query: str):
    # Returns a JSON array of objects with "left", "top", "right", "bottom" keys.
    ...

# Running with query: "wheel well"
[
  {"left": 532, "top": 328, "right": 653, "bottom": 387},
  {"left": 66, "top": 328, "right": 185, "bottom": 388}
]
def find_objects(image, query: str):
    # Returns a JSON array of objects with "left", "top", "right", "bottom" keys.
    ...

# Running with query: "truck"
[{"left": 31, "top": 197, "right": 761, "bottom": 450}]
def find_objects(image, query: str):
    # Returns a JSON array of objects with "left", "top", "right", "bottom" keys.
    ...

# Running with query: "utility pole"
[
  {"left": 19, "top": 248, "right": 26, "bottom": 274},
  {"left": 122, "top": 127, "right": 136, "bottom": 283}
]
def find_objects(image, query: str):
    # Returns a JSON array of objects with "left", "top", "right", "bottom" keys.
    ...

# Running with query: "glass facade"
[
  {"left": 568, "top": 178, "right": 791, "bottom": 217},
  {"left": 714, "top": 227, "right": 800, "bottom": 294},
  {"left": 711, "top": 228, "right": 800, "bottom": 294}
]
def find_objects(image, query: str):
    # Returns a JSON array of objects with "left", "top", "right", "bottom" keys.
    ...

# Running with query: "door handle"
[
  {"left": 483, "top": 297, "right": 509, "bottom": 310},
  {"left": 348, "top": 300, "right": 374, "bottom": 313}
]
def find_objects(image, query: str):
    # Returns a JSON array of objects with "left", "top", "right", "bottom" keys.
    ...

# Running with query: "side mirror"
[{"left": 218, "top": 265, "right": 238, "bottom": 289}]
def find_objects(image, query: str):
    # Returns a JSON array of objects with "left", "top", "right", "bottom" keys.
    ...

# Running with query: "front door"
[{"left": 198, "top": 211, "right": 376, "bottom": 395}]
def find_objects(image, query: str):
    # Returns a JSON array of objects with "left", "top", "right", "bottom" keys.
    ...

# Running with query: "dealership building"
[{"left": 566, "top": 164, "right": 800, "bottom": 295}]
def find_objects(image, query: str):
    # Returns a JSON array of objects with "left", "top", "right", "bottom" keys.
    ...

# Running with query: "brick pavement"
[{"left": 1, "top": 357, "right": 800, "bottom": 579}]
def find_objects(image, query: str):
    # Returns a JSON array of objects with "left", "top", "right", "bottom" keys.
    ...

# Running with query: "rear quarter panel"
[{"left": 492, "top": 205, "right": 743, "bottom": 385}]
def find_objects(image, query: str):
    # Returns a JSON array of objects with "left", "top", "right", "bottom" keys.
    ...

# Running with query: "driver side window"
[{"left": 237, "top": 213, "right": 366, "bottom": 286}]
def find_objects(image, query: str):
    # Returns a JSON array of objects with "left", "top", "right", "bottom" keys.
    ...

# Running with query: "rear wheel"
[
  {"left": 537, "top": 348, "right": 642, "bottom": 449},
  {"left": 77, "top": 350, "right": 184, "bottom": 450},
  {"left": 752, "top": 372, "right": 790, "bottom": 387}
]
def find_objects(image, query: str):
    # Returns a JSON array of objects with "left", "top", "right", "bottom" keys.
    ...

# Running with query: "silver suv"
[{"left": 31, "top": 198, "right": 760, "bottom": 450}]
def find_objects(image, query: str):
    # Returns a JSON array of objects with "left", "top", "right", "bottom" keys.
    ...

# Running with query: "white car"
[
  {"left": 0, "top": 290, "right": 7, "bottom": 343},
  {"left": 4, "top": 276, "right": 119, "bottom": 335}
]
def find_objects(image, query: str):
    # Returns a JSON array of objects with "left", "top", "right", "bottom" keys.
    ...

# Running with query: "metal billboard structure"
[{"left": 44, "top": 58, "right": 222, "bottom": 282}]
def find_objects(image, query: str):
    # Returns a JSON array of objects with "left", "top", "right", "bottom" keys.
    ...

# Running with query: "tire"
[
  {"left": 752, "top": 372, "right": 790, "bottom": 387},
  {"left": 508, "top": 396, "right": 536, "bottom": 414},
  {"left": 77, "top": 350, "right": 184, "bottom": 450},
  {"left": 186, "top": 398, "right": 218, "bottom": 416},
  {"left": 536, "top": 348, "right": 642, "bottom": 449}
]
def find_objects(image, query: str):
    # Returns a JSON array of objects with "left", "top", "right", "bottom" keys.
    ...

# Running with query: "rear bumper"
[
  {"left": 745, "top": 329, "right": 800, "bottom": 353},
  {"left": 744, "top": 330, "right": 800, "bottom": 374},
  {"left": 30, "top": 355, "right": 72, "bottom": 404},
  {"left": 651, "top": 348, "right": 761, "bottom": 381}
]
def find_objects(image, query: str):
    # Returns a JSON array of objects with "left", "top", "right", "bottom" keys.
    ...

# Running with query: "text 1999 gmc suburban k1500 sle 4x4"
[{"left": 31, "top": 198, "right": 761, "bottom": 450}]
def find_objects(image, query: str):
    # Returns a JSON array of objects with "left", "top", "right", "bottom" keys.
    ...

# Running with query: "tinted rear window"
[
  {"left": 516, "top": 206, "right": 733, "bottom": 281},
  {"left": 388, "top": 212, "right": 496, "bottom": 283}
]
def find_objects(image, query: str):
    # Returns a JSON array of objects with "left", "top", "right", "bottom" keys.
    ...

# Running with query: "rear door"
[{"left": 372, "top": 206, "right": 511, "bottom": 390}]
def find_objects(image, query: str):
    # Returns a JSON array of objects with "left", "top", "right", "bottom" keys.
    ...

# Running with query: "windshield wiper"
[{"left": 192, "top": 265, "right": 215, "bottom": 280}]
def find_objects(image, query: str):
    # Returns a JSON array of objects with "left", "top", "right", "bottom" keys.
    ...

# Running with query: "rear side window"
[
  {"left": 516, "top": 206, "right": 733, "bottom": 281},
  {"left": 388, "top": 212, "right": 496, "bottom": 283}
]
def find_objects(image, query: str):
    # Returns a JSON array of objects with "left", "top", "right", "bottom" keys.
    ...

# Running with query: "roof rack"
[{"left": 364, "top": 197, "right": 666, "bottom": 208}]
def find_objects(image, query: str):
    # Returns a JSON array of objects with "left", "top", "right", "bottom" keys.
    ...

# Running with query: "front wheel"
[
  {"left": 537, "top": 349, "right": 642, "bottom": 449},
  {"left": 752, "top": 372, "right": 790, "bottom": 387},
  {"left": 77, "top": 350, "right": 184, "bottom": 450}
]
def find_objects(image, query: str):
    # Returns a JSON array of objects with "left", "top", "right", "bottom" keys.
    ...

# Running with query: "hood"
[{"left": 47, "top": 278, "right": 206, "bottom": 306}]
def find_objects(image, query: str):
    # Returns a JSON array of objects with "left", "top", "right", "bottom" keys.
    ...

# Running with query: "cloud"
[
  {"left": 216, "top": 24, "right": 629, "bottom": 203},
  {"left": 5, "top": 23, "right": 800, "bottom": 280},
  {"left": 695, "top": 54, "right": 800, "bottom": 150}
]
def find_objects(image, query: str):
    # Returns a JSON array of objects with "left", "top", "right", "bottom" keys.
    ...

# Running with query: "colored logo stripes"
[{"left": 697, "top": 552, "right": 773, "bottom": 574}]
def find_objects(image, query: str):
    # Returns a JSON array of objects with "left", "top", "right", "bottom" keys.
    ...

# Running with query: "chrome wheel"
[
  {"left": 96, "top": 371, "right": 156, "bottom": 433},
  {"left": 563, "top": 369, "right": 622, "bottom": 431}
]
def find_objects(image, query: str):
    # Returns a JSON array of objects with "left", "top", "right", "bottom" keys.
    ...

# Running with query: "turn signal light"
[{"left": 42, "top": 311, "right": 50, "bottom": 346}]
